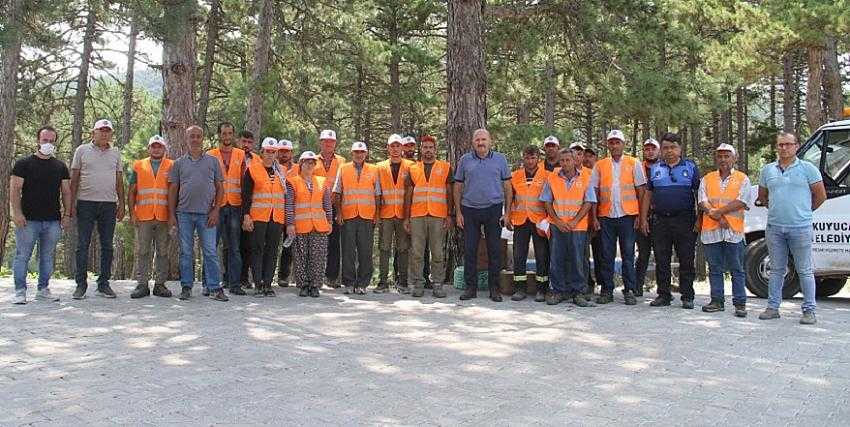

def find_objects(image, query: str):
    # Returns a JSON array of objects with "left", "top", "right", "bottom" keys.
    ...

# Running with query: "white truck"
[{"left": 744, "top": 119, "right": 850, "bottom": 298}]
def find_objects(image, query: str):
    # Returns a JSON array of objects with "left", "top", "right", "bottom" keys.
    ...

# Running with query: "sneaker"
[
  {"left": 309, "top": 286, "right": 320, "bottom": 298},
  {"left": 432, "top": 285, "right": 447, "bottom": 298},
  {"left": 800, "top": 311, "right": 817, "bottom": 325},
  {"left": 511, "top": 289, "right": 527, "bottom": 301},
  {"left": 733, "top": 304, "right": 747, "bottom": 318},
  {"left": 758, "top": 308, "right": 780, "bottom": 320},
  {"left": 298, "top": 286, "right": 310, "bottom": 297},
  {"left": 35, "top": 288, "right": 59, "bottom": 302},
  {"left": 152, "top": 283, "right": 172, "bottom": 298},
  {"left": 179, "top": 287, "right": 192, "bottom": 300},
  {"left": 355, "top": 287, "right": 366, "bottom": 295},
  {"left": 681, "top": 299, "right": 694, "bottom": 310},
  {"left": 596, "top": 293, "right": 613, "bottom": 304},
  {"left": 228, "top": 286, "right": 247, "bottom": 296},
  {"left": 649, "top": 295, "right": 671, "bottom": 307},
  {"left": 545, "top": 292, "right": 562, "bottom": 305},
  {"left": 13, "top": 291, "right": 26, "bottom": 305},
  {"left": 623, "top": 290, "right": 637, "bottom": 306},
  {"left": 411, "top": 288, "right": 424, "bottom": 298},
  {"left": 96, "top": 284, "right": 117, "bottom": 299},
  {"left": 373, "top": 283, "right": 390, "bottom": 293},
  {"left": 211, "top": 288, "right": 229, "bottom": 302},
  {"left": 130, "top": 284, "right": 151, "bottom": 299},
  {"left": 702, "top": 299, "right": 725, "bottom": 313},
  {"left": 572, "top": 294, "right": 591, "bottom": 307},
  {"left": 72, "top": 284, "right": 87, "bottom": 300}
]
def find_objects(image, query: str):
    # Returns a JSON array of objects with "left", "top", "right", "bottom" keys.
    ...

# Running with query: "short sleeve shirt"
[
  {"left": 12, "top": 155, "right": 70, "bottom": 221},
  {"left": 646, "top": 158, "right": 700, "bottom": 215},
  {"left": 71, "top": 142, "right": 123, "bottom": 202},
  {"left": 589, "top": 156, "right": 647, "bottom": 218},
  {"left": 168, "top": 153, "right": 224, "bottom": 214},
  {"left": 539, "top": 168, "right": 597, "bottom": 203},
  {"left": 758, "top": 158, "right": 822, "bottom": 226},
  {"left": 453, "top": 150, "right": 511, "bottom": 209}
]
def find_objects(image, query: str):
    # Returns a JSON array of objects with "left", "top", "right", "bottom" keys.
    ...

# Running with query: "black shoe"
[
  {"left": 511, "top": 289, "right": 527, "bottom": 301},
  {"left": 681, "top": 299, "right": 694, "bottom": 309},
  {"left": 596, "top": 293, "right": 613, "bottom": 304},
  {"left": 459, "top": 288, "right": 477, "bottom": 300},
  {"left": 309, "top": 286, "right": 320, "bottom": 298},
  {"left": 702, "top": 299, "right": 725, "bottom": 313},
  {"left": 734, "top": 304, "right": 747, "bottom": 318},
  {"left": 299, "top": 287, "right": 310, "bottom": 297},
  {"left": 546, "top": 292, "right": 562, "bottom": 305},
  {"left": 623, "top": 290, "right": 637, "bottom": 306},
  {"left": 179, "top": 287, "right": 192, "bottom": 300},
  {"left": 535, "top": 283, "right": 548, "bottom": 303},
  {"left": 650, "top": 295, "right": 672, "bottom": 307},
  {"left": 152, "top": 283, "right": 172, "bottom": 298},
  {"left": 96, "top": 284, "right": 117, "bottom": 299},
  {"left": 572, "top": 294, "right": 592, "bottom": 307},
  {"left": 229, "top": 286, "right": 247, "bottom": 296},
  {"left": 277, "top": 279, "right": 290, "bottom": 288},
  {"left": 202, "top": 287, "right": 210, "bottom": 297},
  {"left": 72, "top": 284, "right": 88, "bottom": 300},
  {"left": 490, "top": 291, "right": 503, "bottom": 302},
  {"left": 131, "top": 284, "right": 150, "bottom": 299},
  {"left": 211, "top": 288, "right": 229, "bottom": 302}
]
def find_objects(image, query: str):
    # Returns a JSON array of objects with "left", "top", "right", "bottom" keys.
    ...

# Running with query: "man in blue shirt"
[
  {"left": 453, "top": 128, "right": 512, "bottom": 302},
  {"left": 641, "top": 132, "right": 700, "bottom": 309},
  {"left": 757, "top": 132, "right": 826, "bottom": 325}
]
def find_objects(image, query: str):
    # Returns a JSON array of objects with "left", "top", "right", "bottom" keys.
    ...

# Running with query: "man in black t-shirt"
[{"left": 10, "top": 126, "right": 72, "bottom": 304}]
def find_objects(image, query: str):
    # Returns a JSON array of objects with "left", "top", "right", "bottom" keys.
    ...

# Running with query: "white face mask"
[{"left": 38, "top": 143, "right": 56, "bottom": 157}]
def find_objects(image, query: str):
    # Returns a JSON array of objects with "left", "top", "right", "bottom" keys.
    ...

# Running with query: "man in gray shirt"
[
  {"left": 69, "top": 119, "right": 125, "bottom": 300},
  {"left": 168, "top": 125, "right": 228, "bottom": 302}
]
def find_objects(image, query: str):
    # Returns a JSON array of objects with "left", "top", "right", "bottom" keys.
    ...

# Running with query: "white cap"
[
  {"left": 93, "top": 119, "right": 114, "bottom": 130},
  {"left": 643, "top": 138, "right": 660, "bottom": 149},
  {"left": 148, "top": 135, "right": 166, "bottom": 147},
  {"left": 402, "top": 136, "right": 416, "bottom": 146},
  {"left": 319, "top": 129, "right": 337, "bottom": 141},
  {"left": 569, "top": 142, "right": 584, "bottom": 150},
  {"left": 299, "top": 151, "right": 319, "bottom": 161},
  {"left": 351, "top": 141, "right": 368, "bottom": 152},
  {"left": 715, "top": 143, "right": 736, "bottom": 156},
  {"left": 543, "top": 135, "right": 560, "bottom": 146},
  {"left": 387, "top": 134, "right": 403, "bottom": 145},
  {"left": 261, "top": 137, "right": 278, "bottom": 150},
  {"left": 277, "top": 139, "right": 293, "bottom": 150},
  {"left": 606, "top": 129, "right": 625, "bottom": 141}
]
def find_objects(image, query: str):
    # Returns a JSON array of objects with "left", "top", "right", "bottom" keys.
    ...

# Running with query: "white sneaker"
[
  {"left": 36, "top": 288, "right": 60, "bottom": 302},
  {"left": 13, "top": 291, "right": 26, "bottom": 305}
]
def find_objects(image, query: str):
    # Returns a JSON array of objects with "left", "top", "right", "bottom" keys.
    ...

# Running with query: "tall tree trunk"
[
  {"left": 806, "top": 43, "right": 827, "bottom": 131},
  {"left": 543, "top": 62, "right": 555, "bottom": 129},
  {"left": 735, "top": 86, "right": 747, "bottom": 174},
  {"left": 71, "top": 3, "right": 98, "bottom": 150},
  {"left": 353, "top": 62, "right": 364, "bottom": 140},
  {"left": 794, "top": 54, "right": 803, "bottom": 137},
  {"left": 120, "top": 16, "right": 139, "bottom": 148},
  {"left": 823, "top": 35, "right": 843, "bottom": 121},
  {"left": 389, "top": 16, "right": 402, "bottom": 131},
  {"left": 0, "top": 0, "right": 24, "bottom": 268},
  {"left": 196, "top": 0, "right": 221, "bottom": 131},
  {"left": 769, "top": 75, "right": 777, "bottom": 129},
  {"left": 516, "top": 102, "right": 530, "bottom": 125},
  {"left": 446, "top": 0, "right": 486, "bottom": 275},
  {"left": 782, "top": 53, "right": 795, "bottom": 133},
  {"left": 245, "top": 0, "right": 273, "bottom": 138}
]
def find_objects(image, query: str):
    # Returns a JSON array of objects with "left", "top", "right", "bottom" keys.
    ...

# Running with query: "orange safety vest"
[
  {"left": 596, "top": 155, "right": 640, "bottom": 217},
  {"left": 315, "top": 153, "right": 346, "bottom": 181},
  {"left": 701, "top": 170, "right": 747, "bottom": 234},
  {"left": 510, "top": 167, "right": 548, "bottom": 226},
  {"left": 409, "top": 160, "right": 450, "bottom": 218},
  {"left": 133, "top": 157, "right": 173, "bottom": 222},
  {"left": 279, "top": 162, "right": 298, "bottom": 178},
  {"left": 207, "top": 147, "right": 246, "bottom": 207},
  {"left": 290, "top": 175, "right": 331, "bottom": 234},
  {"left": 378, "top": 158, "right": 413, "bottom": 219},
  {"left": 339, "top": 162, "right": 378, "bottom": 220},
  {"left": 247, "top": 161, "right": 286, "bottom": 224},
  {"left": 547, "top": 169, "right": 591, "bottom": 231}
]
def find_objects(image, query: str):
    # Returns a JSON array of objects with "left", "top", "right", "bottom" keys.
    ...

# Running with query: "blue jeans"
[
  {"left": 216, "top": 205, "right": 242, "bottom": 287},
  {"left": 13, "top": 220, "right": 61, "bottom": 292},
  {"left": 178, "top": 212, "right": 222, "bottom": 290},
  {"left": 461, "top": 204, "right": 503, "bottom": 292},
  {"left": 767, "top": 225, "right": 816, "bottom": 312},
  {"left": 599, "top": 216, "right": 637, "bottom": 293},
  {"left": 704, "top": 241, "right": 746, "bottom": 305},
  {"left": 549, "top": 227, "right": 587, "bottom": 295},
  {"left": 75, "top": 200, "right": 117, "bottom": 287}
]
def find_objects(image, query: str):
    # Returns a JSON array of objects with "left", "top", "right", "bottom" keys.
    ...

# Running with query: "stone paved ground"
[{"left": 2, "top": 278, "right": 850, "bottom": 426}]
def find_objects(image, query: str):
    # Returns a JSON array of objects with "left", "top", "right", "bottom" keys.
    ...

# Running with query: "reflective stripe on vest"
[
  {"left": 248, "top": 162, "right": 286, "bottom": 224},
  {"left": 701, "top": 170, "right": 746, "bottom": 234},
  {"left": 547, "top": 170, "right": 591, "bottom": 231},
  {"left": 208, "top": 147, "right": 245, "bottom": 207},
  {"left": 596, "top": 156, "right": 639, "bottom": 217},
  {"left": 133, "top": 157, "right": 173, "bottom": 222},
  {"left": 340, "top": 163, "right": 378, "bottom": 220},
  {"left": 291, "top": 175, "right": 330, "bottom": 234},
  {"left": 510, "top": 168, "right": 548, "bottom": 226},
  {"left": 409, "top": 160, "right": 449, "bottom": 218},
  {"left": 378, "top": 159, "right": 412, "bottom": 219}
]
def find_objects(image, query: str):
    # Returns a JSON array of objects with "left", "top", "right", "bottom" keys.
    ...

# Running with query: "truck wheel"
[
  {"left": 816, "top": 278, "right": 847, "bottom": 298},
  {"left": 745, "top": 238, "right": 800, "bottom": 299}
]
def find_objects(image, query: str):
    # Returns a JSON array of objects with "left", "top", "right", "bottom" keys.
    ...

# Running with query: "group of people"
[{"left": 10, "top": 119, "right": 825, "bottom": 324}]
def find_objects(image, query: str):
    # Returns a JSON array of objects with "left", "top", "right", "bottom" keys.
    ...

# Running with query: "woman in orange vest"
[
  {"left": 509, "top": 145, "right": 550, "bottom": 302},
  {"left": 286, "top": 151, "right": 333, "bottom": 297},
  {"left": 241, "top": 138, "right": 286, "bottom": 297}
]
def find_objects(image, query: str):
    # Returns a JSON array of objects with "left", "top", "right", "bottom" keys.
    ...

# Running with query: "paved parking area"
[{"left": 2, "top": 279, "right": 849, "bottom": 425}]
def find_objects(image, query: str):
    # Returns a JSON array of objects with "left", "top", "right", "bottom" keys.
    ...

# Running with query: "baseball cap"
[
  {"left": 402, "top": 136, "right": 416, "bottom": 146},
  {"left": 543, "top": 135, "right": 559, "bottom": 146},
  {"left": 319, "top": 129, "right": 337, "bottom": 141},
  {"left": 351, "top": 141, "right": 368, "bottom": 152},
  {"left": 277, "top": 139, "right": 293, "bottom": 150},
  {"left": 261, "top": 137, "right": 278, "bottom": 150},
  {"left": 387, "top": 134, "right": 403, "bottom": 145},
  {"left": 606, "top": 129, "right": 625, "bottom": 141},
  {"left": 715, "top": 143, "right": 737, "bottom": 156},
  {"left": 148, "top": 135, "right": 167, "bottom": 147},
  {"left": 93, "top": 119, "right": 114, "bottom": 130},
  {"left": 299, "top": 151, "right": 319, "bottom": 162},
  {"left": 569, "top": 142, "right": 584, "bottom": 150},
  {"left": 643, "top": 138, "right": 660, "bottom": 149}
]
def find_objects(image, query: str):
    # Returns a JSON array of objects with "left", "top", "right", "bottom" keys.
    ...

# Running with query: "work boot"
[
  {"left": 758, "top": 308, "right": 780, "bottom": 320},
  {"left": 489, "top": 288, "right": 503, "bottom": 302},
  {"left": 534, "top": 283, "right": 547, "bottom": 303},
  {"left": 397, "top": 285, "right": 411, "bottom": 295},
  {"left": 130, "top": 284, "right": 151, "bottom": 299},
  {"left": 179, "top": 287, "right": 192, "bottom": 300},
  {"left": 96, "top": 284, "right": 117, "bottom": 299},
  {"left": 152, "top": 283, "right": 172, "bottom": 298},
  {"left": 72, "top": 284, "right": 87, "bottom": 300},
  {"left": 733, "top": 304, "right": 747, "bottom": 318},
  {"left": 572, "top": 294, "right": 592, "bottom": 307},
  {"left": 596, "top": 293, "right": 613, "bottom": 304},
  {"left": 623, "top": 290, "right": 637, "bottom": 306},
  {"left": 649, "top": 295, "right": 672, "bottom": 307},
  {"left": 373, "top": 283, "right": 390, "bottom": 293},
  {"left": 298, "top": 286, "right": 310, "bottom": 297},
  {"left": 411, "top": 288, "right": 425, "bottom": 298},
  {"left": 800, "top": 311, "right": 817, "bottom": 325},
  {"left": 432, "top": 285, "right": 447, "bottom": 298},
  {"left": 229, "top": 285, "right": 247, "bottom": 296},
  {"left": 681, "top": 299, "right": 695, "bottom": 310},
  {"left": 546, "top": 292, "right": 562, "bottom": 305},
  {"left": 702, "top": 299, "right": 725, "bottom": 313},
  {"left": 511, "top": 285, "right": 527, "bottom": 301},
  {"left": 459, "top": 287, "right": 477, "bottom": 301}
]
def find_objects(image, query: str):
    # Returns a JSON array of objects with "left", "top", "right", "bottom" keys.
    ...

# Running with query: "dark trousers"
[
  {"left": 653, "top": 213, "right": 697, "bottom": 301},
  {"left": 587, "top": 232, "right": 603, "bottom": 293},
  {"left": 216, "top": 205, "right": 242, "bottom": 287},
  {"left": 512, "top": 220, "right": 549, "bottom": 285},
  {"left": 635, "top": 217, "right": 654, "bottom": 291},
  {"left": 75, "top": 200, "right": 117, "bottom": 287},
  {"left": 341, "top": 218, "right": 374, "bottom": 288},
  {"left": 550, "top": 228, "right": 587, "bottom": 295},
  {"left": 462, "top": 203, "right": 503, "bottom": 294},
  {"left": 326, "top": 207, "right": 342, "bottom": 281},
  {"left": 599, "top": 215, "right": 637, "bottom": 294},
  {"left": 250, "top": 221, "right": 283, "bottom": 287},
  {"left": 240, "top": 229, "right": 252, "bottom": 285},
  {"left": 277, "top": 228, "right": 293, "bottom": 282}
]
